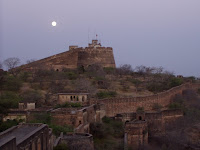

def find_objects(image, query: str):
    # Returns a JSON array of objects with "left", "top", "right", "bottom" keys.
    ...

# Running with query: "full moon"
[{"left": 52, "top": 21, "right": 57, "bottom": 27}]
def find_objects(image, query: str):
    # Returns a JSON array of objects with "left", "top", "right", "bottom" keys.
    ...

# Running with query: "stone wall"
[
  {"left": 59, "top": 133, "right": 94, "bottom": 150},
  {"left": 116, "top": 109, "right": 184, "bottom": 136},
  {"left": 77, "top": 48, "right": 116, "bottom": 68},
  {"left": 18, "top": 42, "right": 116, "bottom": 71},
  {"left": 99, "top": 83, "right": 200, "bottom": 117},
  {"left": 124, "top": 120, "right": 148, "bottom": 150}
]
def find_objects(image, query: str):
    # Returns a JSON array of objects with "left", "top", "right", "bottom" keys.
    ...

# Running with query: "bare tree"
[
  {"left": 0, "top": 61, "right": 2, "bottom": 69},
  {"left": 3, "top": 57, "right": 20, "bottom": 70},
  {"left": 26, "top": 59, "right": 36, "bottom": 64},
  {"left": 75, "top": 78, "right": 97, "bottom": 94},
  {"left": 116, "top": 64, "right": 133, "bottom": 76}
]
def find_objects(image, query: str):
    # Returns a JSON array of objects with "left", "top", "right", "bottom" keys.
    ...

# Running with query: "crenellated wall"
[{"left": 98, "top": 83, "right": 200, "bottom": 117}]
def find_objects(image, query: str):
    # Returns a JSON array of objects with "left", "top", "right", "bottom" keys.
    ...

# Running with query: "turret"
[{"left": 88, "top": 40, "right": 101, "bottom": 48}]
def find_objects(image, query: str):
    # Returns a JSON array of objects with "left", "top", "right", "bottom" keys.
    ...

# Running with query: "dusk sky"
[{"left": 1, "top": 0, "right": 200, "bottom": 76}]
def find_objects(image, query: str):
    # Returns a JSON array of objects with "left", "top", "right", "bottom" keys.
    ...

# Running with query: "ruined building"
[{"left": 19, "top": 40, "right": 116, "bottom": 71}]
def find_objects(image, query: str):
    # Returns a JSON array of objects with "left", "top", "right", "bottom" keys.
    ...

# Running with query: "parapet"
[{"left": 69, "top": 45, "right": 79, "bottom": 50}]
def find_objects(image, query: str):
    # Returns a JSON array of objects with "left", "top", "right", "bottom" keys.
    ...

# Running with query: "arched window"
[
  {"left": 56, "top": 69, "right": 59, "bottom": 72},
  {"left": 70, "top": 96, "right": 73, "bottom": 101},
  {"left": 82, "top": 96, "right": 85, "bottom": 102},
  {"left": 77, "top": 96, "right": 79, "bottom": 101}
]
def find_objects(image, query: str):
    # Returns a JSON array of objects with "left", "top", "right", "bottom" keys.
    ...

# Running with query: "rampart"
[
  {"left": 18, "top": 40, "right": 116, "bottom": 71},
  {"left": 98, "top": 83, "right": 200, "bottom": 117}
]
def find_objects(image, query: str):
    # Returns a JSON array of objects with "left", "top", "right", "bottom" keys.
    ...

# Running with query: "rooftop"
[{"left": 0, "top": 124, "right": 47, "bottom": 146}]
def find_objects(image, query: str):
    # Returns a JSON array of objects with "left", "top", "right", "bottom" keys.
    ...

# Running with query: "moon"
[{"left": 52, "top": 21, "right": 57, "bottom": 27}]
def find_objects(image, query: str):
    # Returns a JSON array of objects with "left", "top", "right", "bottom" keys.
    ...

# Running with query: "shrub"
[
  {"left": 96, "top": 91, "right": 117, "bottom": 99},
  {"left": 103, "top": 67, "right": 115, "bottom": 74},
  {"left": 54, "top": 143, "right": 69, "bottom": 150},
  {"left": 0, "top": 119, "right": 24, "bottom": 132},
  {"left": 152, "top": 103, "right": 163, "bottom": 111},
  {"left": 19, "top": 72, "right": 30, "bottom": 82},
  {"left": 102, "top": 116, "right": 112, "bottom": 124},
  {"left": 168, "top": 102, "right": 182, "bottom": 109},
  {"left": 137, "top": 107, "right": 144, "bottom": 113},
  {"left": 50, "top": 124, "right": 73, "bottom": 136},
  {"left": 2, "top": 75, "right": 22, "bottom": 91},
  {"left": 169, "top": 77, "right": 183, "bottom": 88},
  {"left": 55, "top": 102, "right": 81, "bottom": 108},
  {"left": 0, "top": 92, "right": 22, "bottom": 114},
  {"left": 65, "top": 72, "right": 78, "bottom": 80}
]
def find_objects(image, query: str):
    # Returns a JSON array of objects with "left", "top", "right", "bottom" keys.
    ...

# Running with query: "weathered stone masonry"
[
  {"left": 19, "top": 40, "right": 116, "bottom": 71},
  {"left": 98, "top": 83, "right": 200, "bottom": 117}
]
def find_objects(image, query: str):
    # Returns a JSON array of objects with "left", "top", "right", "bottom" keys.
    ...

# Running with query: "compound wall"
[{"left": 99, "top": 83, "right": 200, "bottom": 117}]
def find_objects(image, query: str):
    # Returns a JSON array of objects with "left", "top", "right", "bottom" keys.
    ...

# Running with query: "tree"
[
  {"left": 0, "top": 61, "right": 2, "bottom": 69},
  {"left": 4, "top": 57, "right": 20, "bottom": 70},
  {"left": 26, "top": 59, "right": 36, "bottom": 64},
  {"left": 116, "top": 64, "right": 133, "bottom": 76}
]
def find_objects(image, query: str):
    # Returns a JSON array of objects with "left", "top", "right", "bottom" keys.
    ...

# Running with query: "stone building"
[
  {"left": 18, "top": 40, "right": 116, "bottom": 71},
  {"left": 56, "top": 133, "right": 94, "bottom": 150},
  {"left": 57, "top": 92, "right": 89, "bottom": 106},
  {"left": 0, "top": 123, "right": 54, "bottom": 150},
  {"left": 124, "top": 120, "right": 148, "bottom": 150},
  {"left": 51, "top": 104, "right": 105, "bottom": 133},
  {"left": 18, "top": 102, "right": 36, "bottom": 110}
]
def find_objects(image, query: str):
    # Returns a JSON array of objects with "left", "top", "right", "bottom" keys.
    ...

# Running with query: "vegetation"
[
  {"left": 0, "top": 119, "right": 24, "bottom": 132},
  {"left": 152, "top": 103, "right": 163, "bottom": 111},
  {"left": 90, "top": 116, "right": 124, "bottom": 150},
  {"left": 28, "top": 113, "right": 73, "bottom": 136},
  {"left": 55, "top": 102, "right": 82, "bottom": 108},
  {"left": 96, "top": 91, "right": 117, "bottom": 99},
  {"left": 1, "top": 75, "right": 22, "bottom": 91},
  {"left": 136, "top": 107, "right": 144, "bottom": 113},
  {"left": 0, "top": 91, "right": 22, "bottom": 114},
  {"left": 53, "top": 143, "right": 69, "bottom": 150}
]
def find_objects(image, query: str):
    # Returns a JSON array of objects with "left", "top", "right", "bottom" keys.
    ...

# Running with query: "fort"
[
  {"left": 19, "top": 40, "right": 116, "bottom": 71},
  {"left": 2, "top": 39, "right": 200, "bottom": 149}
]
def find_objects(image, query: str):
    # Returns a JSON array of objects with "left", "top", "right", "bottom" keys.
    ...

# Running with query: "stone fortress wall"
[
  {"left": 19, "top": 40, "right": 116, "bottom": 71},
  {"left": 98, "top": 83, "right": 200, "bottom": 117}
]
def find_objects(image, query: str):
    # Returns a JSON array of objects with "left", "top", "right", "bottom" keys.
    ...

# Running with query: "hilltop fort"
[{"left": 20, "top": 40, "right": 116, "bottom": 71}]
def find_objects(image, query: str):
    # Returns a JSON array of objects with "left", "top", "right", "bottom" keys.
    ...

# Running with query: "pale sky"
[{"left": 1, "top": 0, "right": 200, "bottom": 76}]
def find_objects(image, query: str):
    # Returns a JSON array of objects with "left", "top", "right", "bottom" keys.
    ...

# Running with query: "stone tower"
[{"left": 19, "top": 40, "right": 116, "bottom": 71}]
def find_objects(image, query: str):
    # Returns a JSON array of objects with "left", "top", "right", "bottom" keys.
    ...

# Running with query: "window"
[
  {"left": 82, "top": 96, "right": 85, "bottom": 102},
  {"left": 139, "top": 116, "right": 142, "bottom": 120},
  {"left": 70, "top": 96, "right": 73, "bottom": 101}
]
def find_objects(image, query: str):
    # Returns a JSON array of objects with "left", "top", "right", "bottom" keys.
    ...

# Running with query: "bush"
[
  {"left": 152, "top": 103, "right": 163, "bottom": 111},
  {"left": 168, "top": 102, "right": 182, "bottom": 109},
  {"left": 55, "top": 102, "right": 81, "bottom": 108},
  {"left": 19, "top": 72, "right": 30, "bottom": 82},
  {"left": 103, "top": 67, "right": 115, "bottom": 74},
  {"left": 169, "top": 77, "right": 183, "bottom": 88},
  {"left": 65, "top": 72, "right": 78, "bottom": 80},
  {"left": 28, "top": 113, "right": 73, "bottom": 136},
  {"left": 137, "top": 107, "right": 144, "bottom": 113},
  {"left": 1, "top": 75, "right": 22, "bottom": 91},
  {"left": 0, "top": 92, "right": 22, "bottom": 114},
  {"left": 54, "top": 143, "right": 69, "bottom": 150},
  {"left": 50, "top": 124, "right": 73, "bottom": 136},
  {"left": 102, "top": 116, "right": 112, "bottom": 124},
  {"left": 0, "top": 119, "right": 23, "bottom": 132},
  {"left": 96, "top": 91, "right": 117, "bottom": 99}
]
